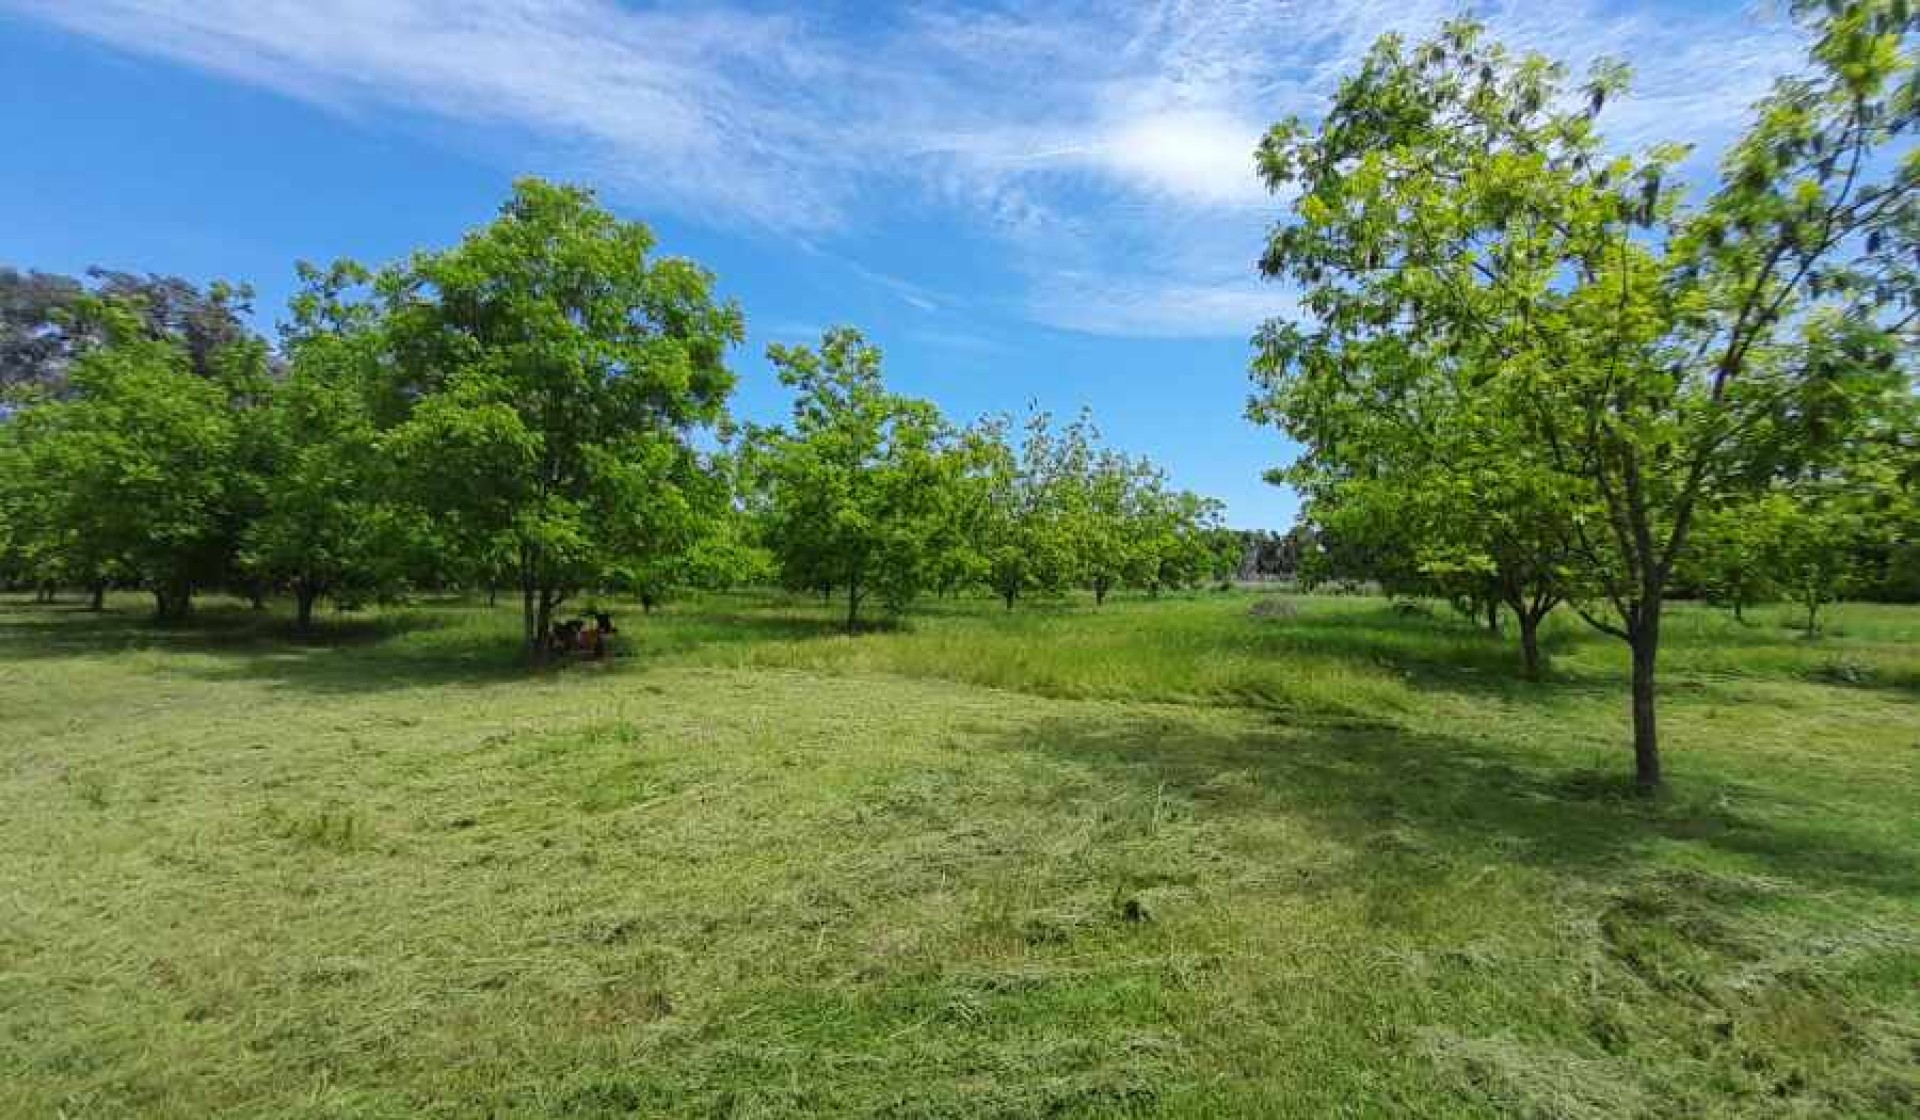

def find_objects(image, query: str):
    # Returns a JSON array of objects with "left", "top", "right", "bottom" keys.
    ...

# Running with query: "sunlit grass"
[{"left": 2, "top": 589, "right": 1915, "bottom": 1116}]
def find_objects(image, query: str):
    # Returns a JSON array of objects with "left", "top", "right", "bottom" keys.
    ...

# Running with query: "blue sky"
[{"left": 0, "top": 1, "right": 1805, "bottom": 527}]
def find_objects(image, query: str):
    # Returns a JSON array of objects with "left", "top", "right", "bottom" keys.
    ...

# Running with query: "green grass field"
[{"left": 3, "top": 590, "right": 1917, "bottom": 1117}]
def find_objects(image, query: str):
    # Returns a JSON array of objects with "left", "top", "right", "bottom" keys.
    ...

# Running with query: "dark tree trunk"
[
  {"left": 153, "top": 583, "right": 193, "bottom": 623},
  {"left": 295, "top": 585, "right": 320, "bottom": 631},
  {"left": 844, "top": 577, "right": 860, "bottom": 635},
  {"left": 1486, "top": 600, "right": 1500, "bottom": 634},
  {"left": 1630, "top": 617, "right": 1662, "bottom": 792},
  {"left": 89, "top": 582, "right": 106, "bottom": 612},
  {"left": 1518, "top": 611, "right": 1543, "bottom": 681},
  {"left": 1003, "top": 588, "right": 1016, "bottom": 611},
  {"left": 487, "top": 584, "right": 498, "bottom": 608},
  {"left": 1732, "top": 600, "right": 1744, "bottom": 624},
  {"left": 36, "top": 582, "right": 55, "bottom": 603},
  {"left": 1094, "top": 581, "right": 1108, "bottom": 606},
  {"left": 248, "top": 585, "right": 267, "bottom": 611},
  {"left": 522, "top": 579, "right": 541, "bottom": 663},
  {"left": 533, "top": 588, "right": 560, "bottom": 664}
]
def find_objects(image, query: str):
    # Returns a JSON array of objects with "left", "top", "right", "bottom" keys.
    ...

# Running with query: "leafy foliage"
[
  {"left": 1251, "top": 3, "right": 1917, "bottom": 784},
  {"left": 378, "top": 179, "right": 743, "bottom": 658},
  {"left": 244, "top": 261, "right": 409, "bottom": 627},
  {"left": 8, "top": 300, "right": 262, "bottom": 618},
  {"left": 1, "top": 266, "right": 256, "bottom": 401},
  {"left": 748, "top": 328, "right": 955, "bottom": 631}
]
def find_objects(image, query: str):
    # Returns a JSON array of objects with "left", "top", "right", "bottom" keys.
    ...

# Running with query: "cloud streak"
[{"left": 7, "top": 0, "right": 1809, "bottom": 337}]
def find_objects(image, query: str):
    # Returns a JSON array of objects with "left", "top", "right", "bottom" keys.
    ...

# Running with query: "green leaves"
[
  {"left": 11, "top": 317, "right": 252, "bottom": 615},
  {"left": 1250, "top": 3, "right": 1916, "bottom": 773},
  {"left": 749, "top": 327, "right": 955, "bottom": 627},
  {"left": 244, "top": 262, "right": 404, "bottom": 615},
  {"left": 376, "top": 179, "right": 744, "bottom": 652}
]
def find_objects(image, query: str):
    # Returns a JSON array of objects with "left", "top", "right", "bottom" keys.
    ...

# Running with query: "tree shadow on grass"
[
  {"left": 0, "top": 597, "right": 866, "bottom": 697},
  {"left": 0, "top": 602, "right": 439, "bottom": 652},
  {"left": 0, "top": 602, "right": 526, "bottom": 695},
  {"left": 1237, "top": 600, "right": 1920, "bottom": 711},
  {"left": 0, "top": 600, "right": 109, "bottom": 616},
  {"left": 1004, "top": 710, "right": 1920, "bottom": 904}
]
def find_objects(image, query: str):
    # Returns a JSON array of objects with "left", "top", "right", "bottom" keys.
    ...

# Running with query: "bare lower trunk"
[
  {"left": 1003, "top": 588, "right": 1016, "bottom": 611},
  {"left": 153, "top": 583, "right": 193, "bottom": 623},
  {"left": 535, "top": 592, "right": 557, "bottom": 663},
  {"left": 1519, "top": 612, "right": 1543, "bottom": 681},
  {"left": 296, "top": 585, "right": 320, "bottom": 631},
  {"left": 1615, "top": 447, "right": 1673, "bottom": 793},
  {"left": 1486, "top": 600, "right": 1500, "bottom": 634},
  {"left": 522, "top": 580, "right": 540, "bottom": 662},
  {"left": 89, "top": 582, "right": 106, "bottom": 612},
  {"left": 1630, "top": 624, "right": 1661, "bottom": 792},
  {"left": 1094, "top": 581, "right": 1108, "bottom": 606},
  {"left": 844, "top": 575, "right": 860, "bottom": 635}
]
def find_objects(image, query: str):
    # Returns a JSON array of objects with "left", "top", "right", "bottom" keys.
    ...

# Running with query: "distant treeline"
[{"left": 0, "top": 184, "right": 1243, "bottom": 658}]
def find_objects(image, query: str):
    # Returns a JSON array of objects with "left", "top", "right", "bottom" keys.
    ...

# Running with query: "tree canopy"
[
  {"left": 1251, "top": 1, "right": 1917, "bottom": 787},
  {"left": 748, "top": 327, "right": 955, "bottom": 632},
  {"left": 379, "top": 179, "right": 744, "bottom": 660}
]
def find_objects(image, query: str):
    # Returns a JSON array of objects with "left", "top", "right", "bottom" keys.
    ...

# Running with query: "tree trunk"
[
  {"left": 530, "top": 588, "right": 561, "bottom": 664},
  {"left": 1486, "top": 600, "right": 1500, "bottom": 634},
  {"left": 89, "top": 582, "right": 106, "bottom": 612},
  {"left": 522, "top": 580, "right": 541, "bottom": 662},
  {"left": 844, "top": 577, "right": 860, "bottom": 635},
  {"left": 1094, "top": 581, "right": 1108, "bottom": 606},
  {"left": 153, "top": 583, "right": 192, "bottom": 623},
  {"left": 1003, "top": 588, "right": 1016, "bottom": 611},
  {"left": 1630, "top": 617, "right": 1662, "bottom": 793},
  {"left": 487, "top": 584, "right": 498, "bottom": 608},
  {"left": 1732, "top": 600, "right": 1744, "bottom": 624},
  {"left": 1518, "top": 610, "right": 1543, "bottom": 681},
  {"left": 248, "top": 585, "right": 267, "bottom": 611},
  {"left": 296, "top": 585, "right": 320, "bottom": 631}
]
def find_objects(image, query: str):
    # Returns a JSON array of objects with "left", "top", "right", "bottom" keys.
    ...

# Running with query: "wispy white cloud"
[
  {"left": 1028, "top": 272, "right": 1300, "bottom": 339},
  {"left": 13, "top": 0, "right": 860, "bottom": 229},
  {"left": 7, "top": 0, "right": 1809, "bottom": 337}
]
